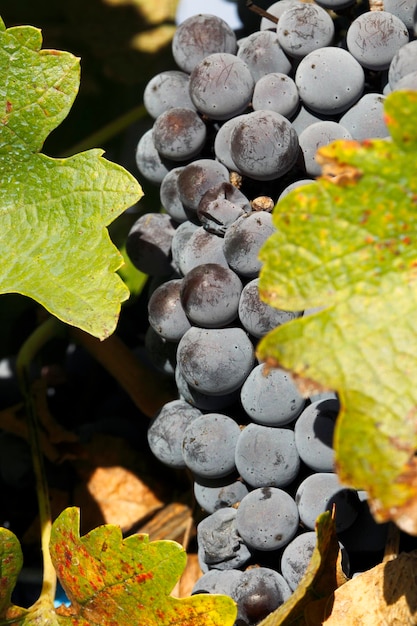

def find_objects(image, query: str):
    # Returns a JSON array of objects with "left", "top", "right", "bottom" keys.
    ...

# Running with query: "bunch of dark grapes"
[{"left": 127, "top": 4, "right": 416, "bottom": 624}]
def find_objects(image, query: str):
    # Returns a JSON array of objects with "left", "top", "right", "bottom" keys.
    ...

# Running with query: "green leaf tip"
[
  {"left": 0, "top": 15, "right": 143, "bottom": 340},
  {"left": 258, "top": 91, "right": 417, "bottom": 534},
  {"left": 49, "top": 507, "right": 237, "bottom": 626}
]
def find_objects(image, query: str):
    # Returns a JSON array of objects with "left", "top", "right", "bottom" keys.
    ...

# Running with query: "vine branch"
[{"left": 15, "top": 316, "right": 66, "bottom": 606}]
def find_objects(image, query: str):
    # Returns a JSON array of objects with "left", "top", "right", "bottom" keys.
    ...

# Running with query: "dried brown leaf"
[{"left": 323, "top": 551, "right": 417, "bottom": 625}]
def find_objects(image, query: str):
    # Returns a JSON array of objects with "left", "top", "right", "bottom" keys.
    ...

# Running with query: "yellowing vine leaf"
[
  {"left": 0, "top": 508, "right": 237, "bottom": 626},
  {"left": 0, "top": 526, "right": 27, "bottom": 623},
  {"left": 0, "top": 16, "right": 143, "bottom": 339},
  {"left": 258, "top": 91, "right": 417, "bottom": 533},
  {"left": 49, "top": 507, "right": 237, "bottom": 626}
]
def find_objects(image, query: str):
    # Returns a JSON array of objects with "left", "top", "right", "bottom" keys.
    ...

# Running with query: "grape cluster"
[{"left": 128, "top": 4, "right": 416, "bottom": 623}]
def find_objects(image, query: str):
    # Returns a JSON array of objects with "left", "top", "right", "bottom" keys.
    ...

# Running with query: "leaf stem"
[
  {"left": 246, "top": 1, "right": 279, "bottom": 24},
  {"left": 15, "top": 316, "right": 66, "bottom": 604},
  {"left": 59, "top": 103, "right": 148, "bottom": 157}
]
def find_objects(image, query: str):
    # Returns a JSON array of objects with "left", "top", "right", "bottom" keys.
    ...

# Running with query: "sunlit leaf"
[
  {"left": 0, "top": 16, "right": 143, "bottom": 339},
  {"left": 323, "top": 551, "right": 417, "bottom": 625},
  {"left": 49, "top": 507, "right": 237, "bottom": 626},
  {"left": 258, "top": 91, "right": 417, "bottom": 533}
]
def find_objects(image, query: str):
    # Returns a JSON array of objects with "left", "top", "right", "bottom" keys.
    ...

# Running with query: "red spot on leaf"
[
  {"left": 384, "top": 112, "right": 395, "bottom": 126},
  {"left": 135, "top": 572, "right": 153, "bottom": 584},
  {"left": 65, "top": 548, "right": 72, "bottom": 567},
  {"left": 359, "top": 209, "right": 371, "bottom": 224}
]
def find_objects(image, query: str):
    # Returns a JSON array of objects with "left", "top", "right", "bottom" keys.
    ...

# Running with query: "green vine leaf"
[
  {"left": 0, "top": 509, "right": 237, "bottom": 626},
  {"left": 49, "top": 507, "right": 237, "bottom": 626},
  {"left": 0, "top": 16, "right": 143, "bottom": 339},
  {"left": 0, "top": 526, "right": 27, "bottom": 623},
  {"left": 258, "top": 90, "right": 417, "bottom": 533}
]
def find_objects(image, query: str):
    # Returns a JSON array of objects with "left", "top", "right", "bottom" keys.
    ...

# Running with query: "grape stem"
[
  {"left": 246, "top": 1, "right": 278, "bottom": 24},
  {"left": 15, "top": 316, "right": 66, "bottom": 608}
]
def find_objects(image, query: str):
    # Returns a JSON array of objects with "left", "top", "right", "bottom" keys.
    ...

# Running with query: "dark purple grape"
[
  {"left": 126, "top": 213, "right": 176, "bottom": 276},
  {"left": 393, "top": 70, "right": 417, "bottom": 90},
  {"left": 298, "top": 121, "right": 352, "bottom": 177},
  {"left": 177, "top": 159, "right": 230, "bottom": 212},
  {"left": 213, "top": 115, "right": 248, "bottom": 173},
  {"left": 143, "top": 70, "right": 196, "bottom": 119},
  {"left": 230, "top": 567, "right": 292, "bottom": 625},
  {"left": 182, "top": 413, "right": 241, "bottom": 479},
  {"left": 259, "top": 0, "right": 302, "bottom": 30},
  {"left": 384, "top": 0, "right": 415, "bottom": 30},
  {"left": 147, "top": 278, "right": 191, "bottom": 342},
  {"left": 180, "top": 263, "right": 243, "bottom": 328},
  {"left": 240, "top": 363, "right": 305, "bottom": 426},
  {"left": 230, "top": 110, "right": 299, "bottom": 181},
  {"left": 178, "top": 226, "right": 230, "bottom": 275},
  {"left": 238, "top": 277, "right": 303, "bottom": 338},
  {"left": 135, "top": 129, "right": 172, "bottom": 185},
  {"left": 294, "top": 398, "right": 339, "bottom": 472},
  {"left": 194, "top": 477, "right": 249, "bottom": 514},
  {"left": 295, "top": 47, "right": 365, "bottom": 115},
  {"left": 176, "top": 326, "right": 255, "bottom": 396},
  {"left": 144, "top": 326, "right": 177, "bottom": 376},
  {"left": 235, "top": 423, "right": 301, "bottom": 488},
  {"left": 147, "top": 399, "right": 202, "bottom": 469},
  {"left": 175, "top": 366, "right": 240, "bottom": 411},
  {"left": 223, "top": 211, "right": 276, "bottom": 278},
  {"left": 189, "top": 52, "right": 254, "bottom": 120},
  {"left": 171, "top": 221, "right": 199, "bottom": 273},
  {"left": 172, "top": 14, "right": 237, "bottom": 73},
  {"left": 197, "top": 182, "right": 251, "bottom": 236},
  {"left": 347, "top": 11, "right": 409, "bottom": 71},
  {"left": 276, "top": 3, "right": 335, "bottom": 60},
  {"left": 160, "top": 167, "right": 188, "bottom": 224},
  {"left": 339, "top": 94, "right": 388, "bottom": 140},
  {"left": 235, "top": 487, "right": 299, "bottom": 551},
  {"left": 237, "top": 30, "right": 292, "bottom": 80},
  {"left": 252, "top": 73, "right": 299, "bottom": 119},
  {"left": 197, "top": 507, "right": 252, "bottom": 570},
  {"left": 152, "top": 107, "right": 206, "bottom": 162},
  {"left": 295, "top": 472, "right": 360, "bottom": 532},
  {"left": 388, "top": 40, "right": 417, "bottom": 89},
  {"left": 192, "top": 568, "right": 243, "bottom": 596}
]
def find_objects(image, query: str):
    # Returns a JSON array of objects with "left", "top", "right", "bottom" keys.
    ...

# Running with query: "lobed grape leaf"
[
  {"left": 258, "top": 90, "right": 417, "bottom": 533},
  {"left": 0, "top": 508, "right": 237, "bottom": 626},
  {"left": 0, "top": 16, "right": 143, "bottom": 340},
  {"left": 0, "top": 526, "right": 27, "bottom": 623},
  {"left": 49, "top": 507, "right": 237, "bottom": 626}
]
